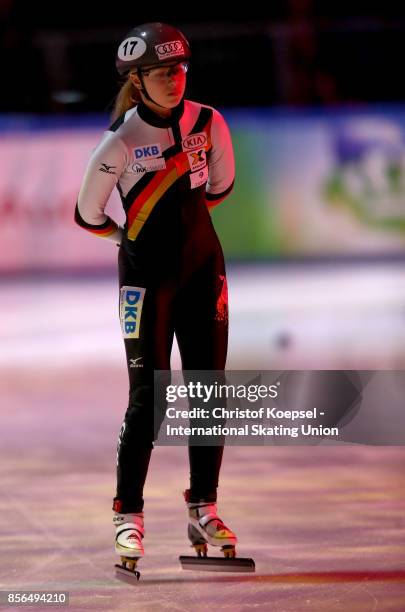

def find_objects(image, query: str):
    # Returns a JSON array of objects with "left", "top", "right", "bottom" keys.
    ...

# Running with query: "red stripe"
[
  {"left": 91, "top": 221, "right": 117, "bottom": 235},
  {"left": 127, "top": 121, "right": 214, "bottom": 227},
  {"left": 127, "top": 155, "right": 180, "bottom": 226}
]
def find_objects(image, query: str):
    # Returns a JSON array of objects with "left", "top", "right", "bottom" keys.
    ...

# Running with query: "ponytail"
[{"left": 111, "top": 74, "right": 142, "bottom": 121}]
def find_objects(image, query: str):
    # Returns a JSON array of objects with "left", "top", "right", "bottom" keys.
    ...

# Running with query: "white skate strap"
[
  {"left": 113, "top": 512, "right": 144, "bottom": 526},
  {"left": 199, "top": 513, "right": 223, "bottom": 529},
  {"left": 116, "top": 522, "right": 144, "bottom": 539},
  {"left": 188, "top": 502, "right": 212, "bottom": 509}
]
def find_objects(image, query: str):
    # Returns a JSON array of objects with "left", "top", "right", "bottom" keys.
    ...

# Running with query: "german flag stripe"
[
  {"left": 127, "top": 152, "right": 190, "bottom": 240},
  {"left": 91, "top": 222, "right": 118, "bottom": 237},
  {"left": 123, "top": 169, "right": 158, "bottom": 210},
  {"left": 74, "top": 202, "right": 118, "bottom": 237},
  {"left": 126, "top": 110, "right": 214, "bottom": 242},
  {"left": 122, "top": 142, "right": 181, "bottom": 211},
  {"left": 122, "top": 108, "right": 213, "bottom": 211}
]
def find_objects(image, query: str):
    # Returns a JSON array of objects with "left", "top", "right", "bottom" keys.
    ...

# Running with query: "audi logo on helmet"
[{"left": 155, "top": 40, "right": 184, "bottom": 59}]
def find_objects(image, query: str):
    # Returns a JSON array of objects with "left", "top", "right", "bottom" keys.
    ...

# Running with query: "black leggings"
[{"left": 113, "top": 246, "right": 228, "bottom": 513}]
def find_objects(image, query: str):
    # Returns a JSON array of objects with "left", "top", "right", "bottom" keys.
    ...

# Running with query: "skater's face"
[{"left": 130, "top": 61, "right": 188, "bottom": 110}]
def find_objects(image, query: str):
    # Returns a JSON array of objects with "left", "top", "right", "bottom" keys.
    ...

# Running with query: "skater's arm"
[
  {"left": 205, "top": 109, "right": 235, "bottom": 211},
  {"left": 205, "top": 183, "right": 234, "bottom": 211},
  {"left": 75, "top": 133, "right": 128, "bottom": 245}
]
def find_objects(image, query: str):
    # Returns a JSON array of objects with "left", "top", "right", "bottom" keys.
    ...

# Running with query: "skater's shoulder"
[
  {"left": 184, "top": 99, "right": 216, "bottom": 114},
  {"left": 183, "top": 100, "right": 228, "bottom": 134},
  {"left": 107, "top": 106, "right": 138, "bottom": 135},
  {"left": 88, "top": 108, "right": 139, "bottom": 158},
  {"left": 184, "top": 100, "right": 229, "bottom": 129}
]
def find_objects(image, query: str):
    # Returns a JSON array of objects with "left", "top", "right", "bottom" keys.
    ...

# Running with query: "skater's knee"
[
  {"left": 125, "top": 384, "right": 166, "bottom": 442},
  {"left": 129, "top": 383, "right": 153, "bottom": 406},
  {"left": 125, "top": 385, "right": 151, "bottom": 420},
  {"left": 119, "top": 385, "right": 152, "bottom": 440}
]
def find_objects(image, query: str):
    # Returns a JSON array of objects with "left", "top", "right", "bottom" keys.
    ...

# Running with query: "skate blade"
[
  {"left": 115, "top": 564, "right": 141, "bottom": 583},
  {"left": 179, "top": 555, "right": 255, "bottom": 573}
]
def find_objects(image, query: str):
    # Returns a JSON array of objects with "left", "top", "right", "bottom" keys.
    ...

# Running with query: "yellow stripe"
[{"left": 127, "top": 167, "right": 178, "bottom": 241}]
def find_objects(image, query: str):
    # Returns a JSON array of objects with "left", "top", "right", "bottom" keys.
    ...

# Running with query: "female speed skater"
[{"left": 75, "top": 22, "right": 243, "bottom": 578}]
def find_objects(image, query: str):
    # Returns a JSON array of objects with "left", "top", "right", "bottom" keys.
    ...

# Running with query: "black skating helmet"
[{"left": 116, "top": 22, "right": 191, "bottom": 75}]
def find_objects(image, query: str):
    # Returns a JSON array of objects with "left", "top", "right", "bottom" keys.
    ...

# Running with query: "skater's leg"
[
  {"left": 187, "top": 445, "right": 224, "bottom": 503},
  {"left": 175, "top": 254, "right": 228, "bottom": 502},
  {"left": 114, "top": 445, "right": 152, "bottom": 514},
  {"left": 114, "top": 248, "right": 175, "bottom": 513},
  {"left": 175, "top": 254, "right": 228, "bottom": 370},
  {"left": 175, "top": 255, "right": 238, "bottom": 557}
]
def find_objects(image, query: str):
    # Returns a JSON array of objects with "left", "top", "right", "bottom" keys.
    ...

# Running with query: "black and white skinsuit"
[{"left": 75, "top": 97, "right": 235, "bottom": 513}]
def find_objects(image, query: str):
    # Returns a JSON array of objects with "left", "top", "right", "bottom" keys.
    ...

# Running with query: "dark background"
[{"left": 1, "top": 0, "right": 404, "bottom": 114}]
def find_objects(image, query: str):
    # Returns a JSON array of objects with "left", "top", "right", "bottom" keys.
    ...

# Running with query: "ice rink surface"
[{"left": 1, "top": 262, "right": 404, "bottom": 610}]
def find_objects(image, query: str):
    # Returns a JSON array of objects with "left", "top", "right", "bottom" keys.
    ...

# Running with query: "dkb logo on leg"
[{"left": 119, "top": 286, "right": 146, "bottom": 339}]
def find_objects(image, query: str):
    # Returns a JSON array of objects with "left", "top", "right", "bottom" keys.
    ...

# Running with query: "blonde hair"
[{"left": 111, "top": 73, "right": 142, "bottom": 121}]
